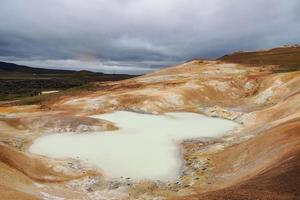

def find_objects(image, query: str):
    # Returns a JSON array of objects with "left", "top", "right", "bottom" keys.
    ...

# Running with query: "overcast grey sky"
[{"left": 0, "top": 0, "right": 300, "bottom": 74}]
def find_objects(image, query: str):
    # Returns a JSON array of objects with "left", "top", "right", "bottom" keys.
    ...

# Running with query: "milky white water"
[{"left": 29, "top": 111, "right": 239, "bottom": 181}]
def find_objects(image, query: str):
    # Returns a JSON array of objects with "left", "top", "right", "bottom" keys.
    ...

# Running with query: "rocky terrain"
[{"left": 0, "top": 46, "right": 299, "bottom": 199}]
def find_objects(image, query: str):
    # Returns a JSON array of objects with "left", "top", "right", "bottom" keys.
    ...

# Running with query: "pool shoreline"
[{"left": 29, "top": 111, "right": 239, "bottom": 181}]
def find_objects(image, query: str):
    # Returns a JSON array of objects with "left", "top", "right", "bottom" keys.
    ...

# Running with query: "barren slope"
[
  {"left": 219, "top": 45, "right": 300, "bottom": 71},
  {"left": 0, "top": 59, "right": 299, "bottom": 200}
]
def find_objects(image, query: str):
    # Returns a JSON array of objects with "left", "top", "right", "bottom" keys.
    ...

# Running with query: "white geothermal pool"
[{"left": 29, "top": 111, "right": 239, "bottom": 181}]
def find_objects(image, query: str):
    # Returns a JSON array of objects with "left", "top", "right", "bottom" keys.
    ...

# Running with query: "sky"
[{"left": 0, "top": 0, "right": 300, "bottom": 74}]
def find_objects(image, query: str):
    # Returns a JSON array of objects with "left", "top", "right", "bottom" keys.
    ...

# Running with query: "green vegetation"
[
  {"left": 0, "top": 61, "right": 137, "bottom": 102},
  {"left": 14, "top": 82, "right": 105, "bottom": 105}
]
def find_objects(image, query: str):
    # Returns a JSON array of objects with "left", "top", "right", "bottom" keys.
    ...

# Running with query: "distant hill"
[
  {"left": 0, "top": 61, "right": 136, "bottom": 101},
  {"left": 218, "top": 45, "right": 300, "bottom": 71},
  {"left": 0, "top": 61, "right": 79, "bottom": 74}
]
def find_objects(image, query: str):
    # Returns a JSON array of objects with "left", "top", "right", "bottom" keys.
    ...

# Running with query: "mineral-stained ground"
[{"left": 0, "top": 47, "right": 300, "bottom": 199}]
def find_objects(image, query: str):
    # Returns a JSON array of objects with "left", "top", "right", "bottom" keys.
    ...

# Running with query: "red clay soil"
[
  {"left": 206, "top": 151, "right": 299, "bottom": 200},
  {"left": 173, "top": 147, "right": 300, "bottom": 200},
  {"left": 0, "top": 185, "right": 40, "bottom": 200}
]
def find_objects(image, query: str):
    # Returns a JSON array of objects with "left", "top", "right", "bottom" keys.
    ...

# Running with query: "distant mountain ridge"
[
  {"left": 0, "top": 61, "right": 81, "bottom": 74},
  {"left": 218, "top": 45, "right": 300, "bottom": 69}
]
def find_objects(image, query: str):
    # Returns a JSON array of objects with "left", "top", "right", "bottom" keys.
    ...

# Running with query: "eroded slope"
[{"left": 0, "top": 60, "right": 299, "bottom": 200}]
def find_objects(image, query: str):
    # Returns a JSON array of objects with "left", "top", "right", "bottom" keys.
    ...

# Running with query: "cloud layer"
[{"left": 0, "top": 0, "right": 300, "bottom": 73}]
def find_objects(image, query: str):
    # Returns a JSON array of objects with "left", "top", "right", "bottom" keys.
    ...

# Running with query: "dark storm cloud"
[{"left": 0, "top": 0, "right": 299, "bottom": 74}]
